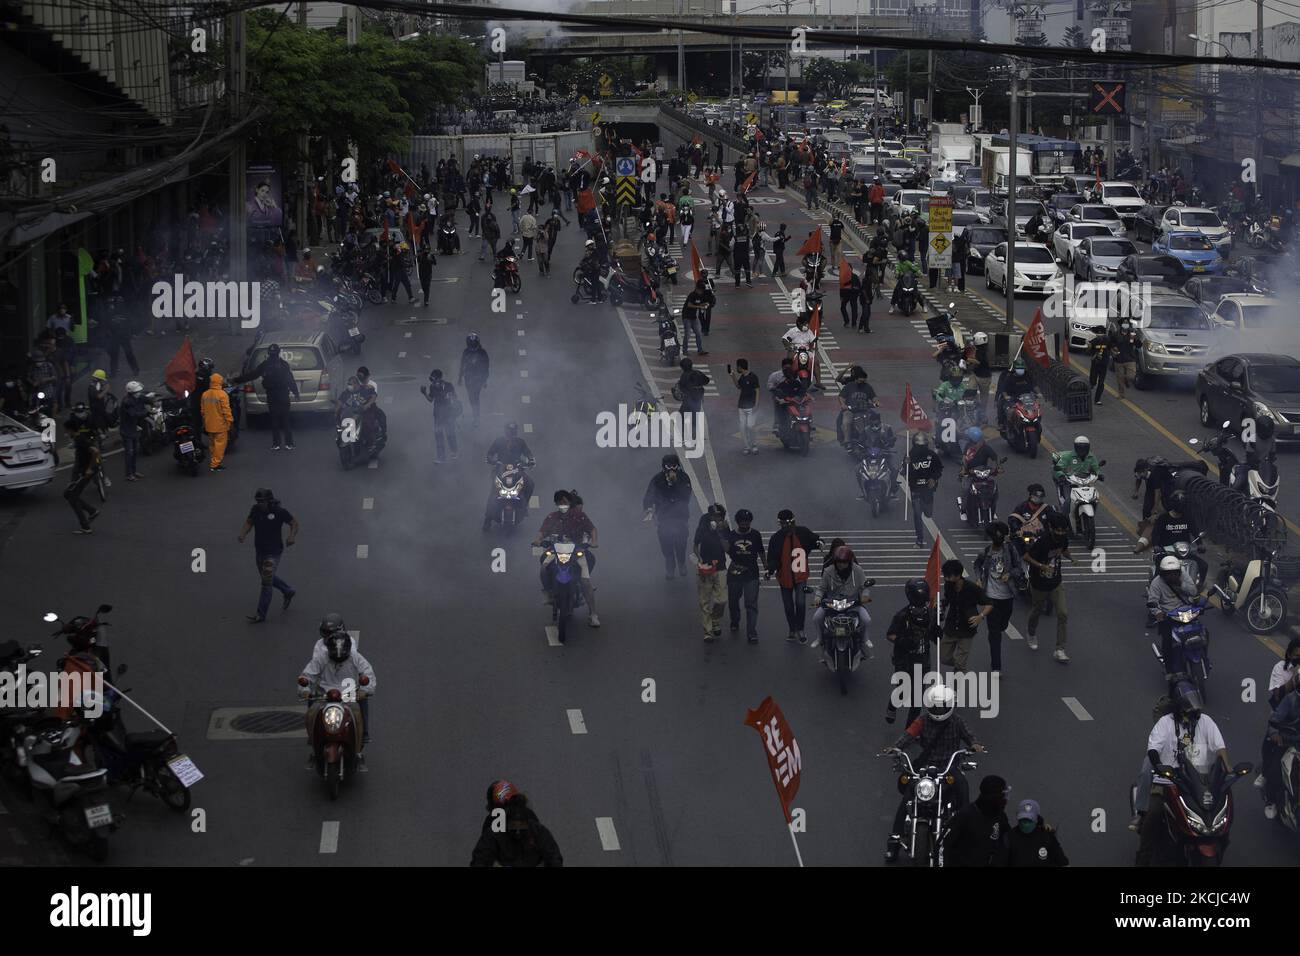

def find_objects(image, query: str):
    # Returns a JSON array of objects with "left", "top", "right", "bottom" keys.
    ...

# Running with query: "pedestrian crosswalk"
[
  {"left": 945, "top": 526, "right": 1152, "bottom": 584},
  {"left": 760, "top": 529, "right": 932, "bottom": 587}
]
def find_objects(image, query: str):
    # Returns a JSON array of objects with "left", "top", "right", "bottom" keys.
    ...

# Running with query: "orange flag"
[
  {"left": 690, "top": 241, "right": 704, "bottom": 280},
  {"left": 1021, "top": 308, "right": 1051, "bottom": 368},
  {"left": 796, "top": 229, "right": 822, "bottom": 257},
  {"left": 164, "top": 338, "right": 196, "bottom": 397},
  {"left": 924, "top": 537, "right": 943, "bottom": 618},
  {"left": 808, "top": 301, "right": 821, "bottom": 338},
  {"left": 900, "top": 383, "right": 933, "bottom": 432},
  {"left": 406, "top": 212, "right": 425, "bottom": 249},
  {"left": 739, "top": 169, "right": 757, "bottom": 193},
  {"left": 838, "top": 255, "right": 852, "bottom": 289},
  {"left": 576, "top": 189, "right": 596, "bottom": 215}
]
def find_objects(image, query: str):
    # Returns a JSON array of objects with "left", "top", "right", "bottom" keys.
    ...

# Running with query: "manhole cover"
[
  {"left": 230, "top": 711, "right": 302, "bottom": 734},
  {"left": 397, "top": 316, "right": 448, "bottom": 325}
]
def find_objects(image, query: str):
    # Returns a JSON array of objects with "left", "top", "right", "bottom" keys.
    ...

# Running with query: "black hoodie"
[
  {"left": 942, "top": 795, "right": 1011, "bottom": 866},
  {"left": 470, "top": 808, "right": 564, "bottom": 867}
]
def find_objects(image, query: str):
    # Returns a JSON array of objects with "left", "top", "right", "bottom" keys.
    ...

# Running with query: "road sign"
[
  {"left": 687, "top": 91, "right": 698, "bottom": 103},
  {"left": 590, "top": 112, "right": 601, "bottom": 126},
  {"left": 928, "top": 195, "right": 953, "bottom": 270},
  {"left": 599, "top": 73, "right": 613, "bottom": 96},
  {"left": 615, "top": 175, "right": 638, "bottom": 206},
  {"left": 746, "top": 112, "right": 758, "bottom": 125},
  {"left": 578, "top": 94, "right": 589, "bottom": 106},
  {"left": 615, "top": 156, "right": 636, "bottom": 177},
  {"left": 1088, "top": 81, "right": 1126, "bottom": 116}
]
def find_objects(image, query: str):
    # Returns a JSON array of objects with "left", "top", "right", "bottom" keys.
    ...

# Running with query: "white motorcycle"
[{"left": 1056, "top": 460, "right": 1106, "bottom": 550}]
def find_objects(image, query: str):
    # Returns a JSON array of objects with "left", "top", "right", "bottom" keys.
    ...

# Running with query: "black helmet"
[
  {"left": 904, "top": 578, "right": 931, "bottom": 607},
  {"left": 197, "top": 357, "right": 216, "bottom": 374},
  {"left": 505, "top": 421, "right": 519, "bottom": 438},
  {"left": 429, "top": 369, "right": 443, "bottom": 382},
  {"left": 1027, "top": 483, "right": 1046, "bottom": 503},
  {"left": 734, "top": 508, "right": 754, "bottom": 523},
  {"left": 987, "top": 520, "right": 1009, "bottom": 540},
  {"left": 466, "top": 332, "right": 480, "bottom": 348},
  {"left": 1167, "top": 490, "right": 1186, "bottom": 513},
  {"left": 326, "top": 631, "right": 353, "bottom": 664},
  {"left": 1172, "top": 678, "right": 1203, "bottom": 722},
  {"left": 662, "top": 453, "right": 681, "bottom": 470},
  {"left": 254, "top": 487, "right": 275, "bottom": 504},
  {"left": 319, "top": 612, "right": 346, "bottom": 641},
  {"left": 1256, "top": 414, "right": 1276, "bottom": 441},
  {"left": 1046, "top": 512, "right": 1070, "bottom": 534}
]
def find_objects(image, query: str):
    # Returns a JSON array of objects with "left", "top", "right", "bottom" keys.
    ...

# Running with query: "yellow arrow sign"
[
  {"left": 591, "top": 112, "right": 601, "bottom": 126},
  {"left": 615, "top": 176, "right": 638, "bottom": 206},
  {"left": 578, "top": 94, "right": 589, "bottom": 106},
  {"left": 687, "top": 92, "right": 698, "bottom": 103},
  {"left": 747, "top": 112, "right": 758, "bottom": 125}
]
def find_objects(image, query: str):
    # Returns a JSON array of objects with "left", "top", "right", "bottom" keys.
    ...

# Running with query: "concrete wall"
[{"left": 406, "top": 130, "right": 598, "bottom": 181}]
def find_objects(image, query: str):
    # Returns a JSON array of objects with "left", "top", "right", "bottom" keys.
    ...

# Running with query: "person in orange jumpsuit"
[{"left": 201, "top": 372, "right": 234, "bottom": 472}]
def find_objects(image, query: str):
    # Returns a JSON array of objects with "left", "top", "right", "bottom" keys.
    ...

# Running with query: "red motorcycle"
[
  {"left": 777, "top": 393, "right": 815, "bottom": 456},
  {"left": 1137, "top": 753, "right": 1253, "bottom": 866},
  {"left": 1003, "top": 394, "right": 1042, "bottom": 459},
  {"left": 493, "top": 254, "right": 522, "bottom": 294},
  {"left": 607, "top": 266, "right": 661, "bottom": 309},
  {"left": 298, "top": 676, "right": 368, "bottom": 800}
]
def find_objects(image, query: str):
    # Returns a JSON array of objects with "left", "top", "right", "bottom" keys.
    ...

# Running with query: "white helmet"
[
  {"left": 717, "top": 189, "right": 726, "bottom": 198},
  {"left": 585, "top": 239, "right": 596, "bottom": 249},
  {"left": 972, "top": 332, "right": 988, "bottom": 346},
  {"left": 923, "top": 685, "right": 956, "bottom": 721},
  {"left": 125, "top": 380, "right": 144, "bottom": 396},
  {"left": 1158, "top": 555, "right": 1182, "bottom": 573}
]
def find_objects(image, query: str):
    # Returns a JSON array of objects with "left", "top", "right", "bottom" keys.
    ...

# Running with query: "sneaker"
[
  {"left": 1095, "top": 399, "right": 1102, "bottom": 406},
  {"left": 665, "top": 573, "right": 675, "bottom": 581},
  {"left": 888, "top": 306, "right": 895, "bottom": 314},
  {"left": 1265, "top": 803, "right": 1278, "bottom": 820},
  {"left": 786, "top": 631, "right": 797, "bottom": 643},
  {"left": 747, "top": 635, "right": 758, "bottom": 644},
  {"left": 285, "top": 444, "right": 295, "bottom": 450},
  {"left": 246, "top": 614, "right": 266, "bottom": 623},
  {"left": 450, "top": 452, "right": 459, "bottom": 460},
  {"left": 797, "top": 631, "right": 808, "bottom": 645},
  {"left": 211, "top": 465, "right": 226, "bottom": 472},
  {"left": 1027, "top": 633, "right": 1039, "bottom": 650},
  {"left": 1255, "top": 773, "right": 1267, "bottom": 790},
  {"left": 283, "top": 590, "right": 296, "bottom": 611},
  {"left": 125, "top": 475, "right": 137, "bottom": 482},
  {"left": 1127, "top": 815, "right": 1141, "bottom": 832},
  {"left": 712, "top": 626, "right": 722, "bottom": 637},
  {"left": 132, "top": 473, "right": 145, "bottom": 479},
  {"left": 698, "top": 350, "right": 710, "bottom": 355},
  {"left": 76, "top": 527, "right": 94, "bottom": 535},
  {"left": 703, "top": 632, "right": 715, "bottom": 642},
  {"left": 588, "top": 614, "right": 601, "bottom": 628},
  {"left": 1053, "top": 648, "right": 1070, "bottom": 663},
  {"left": 809, "top": 637, "right": 821, "bottom": 648},
  {"left": 271, "top": 444, "right": 281, "bottom": 450}
]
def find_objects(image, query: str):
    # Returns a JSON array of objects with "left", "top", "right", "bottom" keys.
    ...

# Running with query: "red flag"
[
  {"left": 406, "top": 212, "right": 425, "bottom": 249},
  {"left": 1021, "top": 308, "right": 1051, "bottom": 368},
  {"left": 796, "top": 229, "right": 822, "bottom": 257},
  {"left": 576, "top": 189, "right": 596, "bottom": 215},
  {"left": 690, "top": 241, "right": 704, "bottom": 280},
  {"left": 838, "top": 255, "right": 852, "bottom": 289},
  {"left": 164, "top": 338, "right": 196, "bottom": 397},
  {"left": 923, "top": 538, "right": 943, "bottom": 608},
  {"left": 386, "top": 158, "right": 402, "bottom": 176},
  {"left": 743, "top": 696, "right": 802, "bottom": 825},
  {"left": 900, "top": 383, "right": 933, "bottom": 432},
  {"left": 808, "top": 301, "right": 821, "bottom": 338},
  {"left": 739, "top": 170, "right": 757, "bottom": 194}
]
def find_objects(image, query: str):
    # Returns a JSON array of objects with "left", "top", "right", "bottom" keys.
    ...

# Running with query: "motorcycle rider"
[
  {"left": 299, "top": 614, "right": 377, "bottom": 756},
  {"left": 534, "top": 490, "right": 599, "bottom": 627},
  {"left": 470, "top": 780, "right": 564, "bottom": 867},
  {"left": 643, "top": 454, "right": 693, "bottom": 579},
  {"left": 334, "top": 375, "right": 380, "bottom": 454},
  {"left": 957, "top": 428, "right": 999, "bottom": 523},
  {"left": 483, "top": 422, "right": 536, "bottom": 531},
  {"left": 881, "top": 684, "right": 985, "bottom": 863},
  {"left": 493, "top": 239, "right": 519, "bottom": 290},
  {"left": 1052, "top": 435, "right": 1101, "bottom": 510},
  {"left": 1136, "top": 680, "right": 1230, "bottom": 865},
  {"left": 888, "top": 252, "right": 921, "bottom": 314},
  {"left": 769, "top": 360, "right": 809, "bottom": 438},
  {"left": 835, "top": 365, "right": 879, "bottom": 447},
  {"left": 995, "top": 358, "right": 1036, "bottom": 432},
  {"left": 577, "top": 238, "right": 603, "bottom": 301},
  {"left": 781, "top": 311, "right": 817, "bottom": 364},
  {"left": 906, "top": 433, "right": 944, "bottom": 548},
  {"left": 1008, "top": 483, "right": 1058, "bottom": 549},
  {"left": 885, "top": 579, "right": 940, "bottom": 724},
  {"left": 1148, "top": 553, "right": 1203, "bottom": 672},
  {"left": 1262, "top": 671, "right": 1300, "bottom": 819},
  {"left": 809, "top": 545, "right": 873, "bottom": 654}
]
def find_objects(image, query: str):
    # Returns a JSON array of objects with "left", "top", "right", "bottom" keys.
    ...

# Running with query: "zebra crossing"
[
  {"left": 759, "top": 529, "right": 931, "bottom": 587},
  {"left": 945, "top": 525, "right": 1152, "bottom": 584},
  {"left": 628, "top": 309, "right": 721, "bottom": 396}
]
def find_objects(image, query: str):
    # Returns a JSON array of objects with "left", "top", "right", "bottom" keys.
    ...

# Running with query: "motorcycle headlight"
[
  {"left": 915, "top": 777, "right": 938, "bottom": 802},
  {"left": 829, "top": 598, "right": 852, "bottom": 611},
  {"left": 1178, "top": 797, "right": 1207, "bottom": 834},
  {"left": 322, "top": 703, "right": 345, "bottom": 733},
  {"left": 1171, "top": 610, "right": 1197, "bottom": 624},
  {"left": 501, "top": 485, "right": 522, "bottom": 498}
]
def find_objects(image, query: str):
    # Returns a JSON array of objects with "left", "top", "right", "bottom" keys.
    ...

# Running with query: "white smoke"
[{"left": 484, "top": 0, "right": 588, "bottom": 45}]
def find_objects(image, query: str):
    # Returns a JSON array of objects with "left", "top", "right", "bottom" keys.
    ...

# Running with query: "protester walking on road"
[
  {"left": 694, "top": 504, "right": 729, "bottom": 640},
  {"left": 233, "top": 342, "right": 300, "bottom": 450},
  {"left": 64, "top": 407, "right": 102, "bottom": 534},
  {"left": 729, "top": 358, "right": 760, "bottom": 455},
  {"left": 420, "top": 368, "right": 460, "bottom": 462},
  {"left": 201, "top": 372, "right": 233, "bottom": 472},
  {"left": 766, "top": 510, "right": 822, "bottom": 644},
  {"left": 1008, "top": 798, "right": 1070, "bottom": 866},
  {"left": 458, "top": 333, "right": 490, "bottom": 427},
  {"left": 1088, "top": 334, "right": 1113, "bottom": 406},
  {"left": 643, "top": 453, "right": 693, "bottom": 579},
  {"left": 940, "top": 559, "right": 992, "bottom": 672},
  {"left": 1111, "top": 322, "right": 1139, "bottom": 399},
  {"left": 1024, "top": 513, "right": 1076, "bottom": 662},
  {"left": 239, "top": 487, "right": 298, "bottom": 624},
  {"left": 725, "top": 508, "right": 765, "bottom": 643},
  {"left": 417, "top": 246, "right": 434, "bottom": 305},
  {"left": 974, "top": 521, "right": 1020, "bottom": 673}
]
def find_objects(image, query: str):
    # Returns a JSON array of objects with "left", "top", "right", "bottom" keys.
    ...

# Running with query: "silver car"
[
  {"left": 0, "top": 411, "right": 57, "bottom": 490},
  {"left": 1068, "top": 204, "right": 1126, "bottom": 237},
  {"left": 241, "top": 331, "right": 347, "bottom": 419},
  {"left": 1109, "top": 291, "right": 1218, "bottom": 388},
  {"left": 1072, "top": 235, "right": 1139, "bottom": 280}
]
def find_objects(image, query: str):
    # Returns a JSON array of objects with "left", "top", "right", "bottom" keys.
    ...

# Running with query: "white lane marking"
[
  {"left": 522, "top": 395, "right": 531, "bottom": 404},
  {"left": 545, "top": 625, "right": 562, "bottom": 647},
  {"left": 516, "top": 313, "right": 525, "bottom": 319},
  {"left": 404, "top": 332, "right": 412, "bottom": 338},
  {"left": 347, "top": 629, "right": 360, "bottom": 650},
  {"left": 518, "top": 349, "right": 527, "bottom": 356},
  {"left": 567, "top": 709, "right": 588, "bottom": 734},
  {"left": 367, "top": 459, "right": 379, "bottom": 469},
  {"left": 523, "top": 423, "right": 533, "bottom": 433},
  {"left": 398, "top": 351, "right": 407, "bottom": 358},
  {"left": 517, "top": 329, "right": 525, "bottom": 336},
  {"left": 362, "top": 497, "right": 374, "bottom": 510},
  {"left": 356, "top": 545, "right": 369, "bottom": 559},
  {"left": 319, "top": 821, "right": 340, "bottom": 854},
  {"left": 516, "top": 300, "right": 523, "bottom": 306},
  {"left": 1063, "top": 697, "right": 1093, "bottom": 721},
  {"left": 520, "top": 370, "right": 528, "bottom": 378},
  {"left": 529, "top": 495, "right": 540, "bottom": 509},
  {"left": 595, "top": 817, "right": 621, "bottom": 851}
]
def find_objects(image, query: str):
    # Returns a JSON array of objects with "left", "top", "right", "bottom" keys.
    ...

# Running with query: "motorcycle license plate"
[
  {"left": 84, "top": 804, "right": 112, "bottom": 829},
  {"left": 166, "top": 754, "right": 204, "bottom": 788},
  {"left": 179, "top": 441, "right": 195, "bottom": 454},
  {"left": 663, "top": 337, "right": 677, "bottom": 346},
  {"left": 348, "top": 327, "right": 361, "bottom": 337}
]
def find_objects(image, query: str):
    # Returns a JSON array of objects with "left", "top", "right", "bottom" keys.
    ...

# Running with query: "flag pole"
[
  {"left": 788, "top": 822, "right": 805, "bottom": 867},
  {"left": 904, "top": 430, "right": 911, "bottom": 522}
]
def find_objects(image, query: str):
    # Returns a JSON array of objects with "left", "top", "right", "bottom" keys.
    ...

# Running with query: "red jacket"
[{"left": 868, "top": 184, "right": 886, "bottom": 205}]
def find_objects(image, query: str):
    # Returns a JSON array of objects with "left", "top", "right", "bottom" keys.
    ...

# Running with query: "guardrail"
[
  {"left": 659, "top": 105, "right": 748, "bottom": 153},
  {"left": 1031, "top": 359, "right": 1093, "bottom": 423},
  {"left": 1176, "top": 473, "right": 1288, "bottom": 557}
]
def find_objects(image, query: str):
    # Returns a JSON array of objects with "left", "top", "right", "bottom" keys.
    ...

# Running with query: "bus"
[{"left": 989, "top": 134, "right": 1081, "bottom": 183}]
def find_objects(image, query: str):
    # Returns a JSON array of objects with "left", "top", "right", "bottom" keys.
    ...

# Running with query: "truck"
[
  {"left": 990, "top": 134, "right": 1081, "bottom": 185},
  {"left": 981, "top": 145, "right": 1033, "bottom": 193},
  {"left": 930, "top": 122, "right": 975, "bottom": 175}
]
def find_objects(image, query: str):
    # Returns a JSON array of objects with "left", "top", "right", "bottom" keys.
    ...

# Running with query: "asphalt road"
[{"left": 0, "top": 173, "right": 1296, "bottom": 868}]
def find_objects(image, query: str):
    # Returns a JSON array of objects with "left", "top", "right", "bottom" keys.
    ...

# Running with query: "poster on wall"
[{"left": 245, "top": 165, "right": 283, "bottom": 228}]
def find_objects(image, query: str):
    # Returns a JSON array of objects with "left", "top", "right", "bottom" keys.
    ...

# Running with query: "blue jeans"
[
  {"left": 121, "top": 435, "right": 138, "bottom": 477},
  {"left": 256, "top": 550, "right": 294, "bottom": 618}
]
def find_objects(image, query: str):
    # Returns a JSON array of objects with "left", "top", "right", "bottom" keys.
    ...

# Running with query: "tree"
[
  {"left": 803, "top": 57, "right": 856, "bottom": 98},
  {"left": 549, "top": 56, "right": 650, "bottom": 97},
  {"left": 1061, "top": 25, "right": 1087, "bottom": 48}
]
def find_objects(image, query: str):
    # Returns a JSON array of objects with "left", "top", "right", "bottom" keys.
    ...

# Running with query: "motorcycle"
[
  {"left": 882, "top": 747, "right": 979, "bottom": 867},
  {"left": 896, "top": 272, "right": 919, "bottom": 316},
  {"left": 541, "top": 536, "right": 587, "bottom": 645},
  {"left": 1056, "top": 460, "right": 1106, "bottom": 550},
  {"left": 1274, "top": 729, "right": 1300, "bottom": 838},
  {"left": 607, "top": 267, "right": 662, "bottom": 309},
  {"left": 1150, "top": 535, "right": 1208, "bottom": 589},
  {"left": 336, "top": 399, "right": 386, "bottom": 470},
  {"left": 1002, "top": 392, "right": 1042, "bottom": 458},
  {"left": 646, "top": 245, "right": 679, "bottom": 286},
  {"left": 486, "top": 460, "right": 533, "bottom": 533},
  {"left": 0, "top": 641, "right": 45, "bottom": 783},
  {"left": 493, "top": 254, "right": 522, "bottom": 294},
  {"left": 137, "top": 390, "right": 168, "bottom": 455},
  {"left": 16, "top": 717, "right": 121, "bottom": 860},
  {"left": 298, "top": 677, "right": 369, "bottom": 800},
  {"left": 1189, "top": 426, "right": 1279, "bottom": 512},
  {"left": 437, "top": 221, "right": 460, "bottom": 256},
  {"left": 1213, "top": 546, "right": 1289, "bottom": 634},
  {"left": 166, "top": 396, "right": 201, "bottom": 477},
  {"left": 1132, "top": 753, "right": 1252, "bottom": 866},
  {"left": 787, "top": 344, "right": 816, "bottom": 391},
  {"left": 809, "top": 583, "right": 876, "bottom": 695},
  {"left": 657, "top": 308, "right": 682, "bottom": 366},
  {"left": 1150, "top": 600, "right": 1214, "bottom": 702},
  {"left": 570, "top": 268, "right": 606, "bottom": 304},
  {"left": 855, "top": 433, "right": 897, "bottom": 518},
  {"left": 958, "top": 458, "right": 1004, "bottom": 529},
  {"left": 776, "top": 393, "right": 815, "bottom": 456},
  {"left": 802, "top": 251, "right": 827, "bottom": 285}
]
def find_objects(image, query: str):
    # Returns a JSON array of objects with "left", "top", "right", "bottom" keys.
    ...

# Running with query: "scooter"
[
  {"left": 1002, "top": 392, "right": 1042, "bottom": 459},
  {"left": 166, "top": 397, "right": 201, "bottom": 477},
  {"left": 1213, "top": 546, "right": 1290, "bottom": 634},
  {"left": 657, "top": 308, "right": 682, "bottom": 366},
  {"left": 541, "top": 536, "right": 587, "bottom": 645},
  {"left": 437, "top": 221, "right": 460, "bottom": 256},
  {"left": 485, "top": 461, "right": 533, "bottom": 534},
  {"left": 896, "top": 272, "right": 920, "bottom": 316},
  {"left": 1150, "top": 534, "right": 1208, "bottom": 588},
  {"left": 646, "top": 245, "right": 678, "bottom": 286},
  {"left": 493, "top": 254, "right": 522, "bottom": 293},
  {"left": 336, "top": 404, "right": 386, "bottom": 470},
  {"left": 1150, "top": 600, "right": 1214, "bottom": 703},
  {"left": 1056, "top": 459, "right": 1106, "bottom": 550},
  {"left": 298, "top": 677, "right": 369, "bottom": 800},
  {"left": 776, "top": 393, "right": 815, "bottom": 456},
  {"left": 958, "top": 458, "right": 1004, "bottom": 528},
  {"left": 1189, "top": 426, "right": 1279, "bottom": 512},
  {"left": 570, "top": 269, "right": 606, "bottom": 304},
  {"left": 137, "top": 391, "right": 168, "bottom": 455},
  {"left": 1133, "top": 750, "right": 1252, "bottom": 866},
  {"left": 89, "top": 670, "right": 197, "bottom": 814},
  {"left": 809, "top": 584, "right": 876, "bottom": 695},
  {"left": 17, "top": 717, "right": 121, "bottom": 860}
]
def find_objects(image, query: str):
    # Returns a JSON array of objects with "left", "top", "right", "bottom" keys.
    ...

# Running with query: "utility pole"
[
  {"left": 227, "top": 7, "right": 247, "bottom": 283},
  {"left": 1004, "top": 5, "right": 1019, "bottom": 334},
  {"left": 873, "top": 47, "right": 880, "bottom": 165},
  {"left": 346, "top": 4, "right": 359, "bottom": 45},
  {"left": 926, "top": 48, "right": 934, "bottom": 130},
  {"left": 1256, "top": 0, "right": 1265, "bottom": 198},
  {"left": 676, "top": 0, "right": 684, "bottom": 90},
  {"left": 297, "top": 2, "right": 309, "bottom": 248},
  {"left": 905, "top": 50, "right": 911, "bottom": 132}
]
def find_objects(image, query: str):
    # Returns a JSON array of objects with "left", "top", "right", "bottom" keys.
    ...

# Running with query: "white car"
[
  {"left": 1097, "top": 182, "right": 1145, "bottom": 228},
  {"left": 1068, "top": 203, "right": 1126, "bottom": 237},
  {"left": 1052, "top": 222, "right": 1113, "bottom": 266},
  {"left": 984, "top": 242, "right": 1065, "bottom": 296},
  {"left": 1159, "top": 206, "right": 1232, "bottom": 251},
  {"left": 888, "top": 189, "right": 929, "bottom": 219},
  {"left": 0, "top": 411, "right": 58, "bottom": 490},
  {"left": 1062, "top": 281, "right": 1126, "bottom": 350}
]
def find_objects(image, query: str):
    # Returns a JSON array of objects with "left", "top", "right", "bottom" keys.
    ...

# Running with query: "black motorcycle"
[
  {"left": 541, "top": 536, "right": 587, "bottom": 645},
  {"left": 883, "top": 747, "right": 979, "bottom": 867},
  {"left": 656, "top": 308, "right": 682, "bottom": 366},
  {"left": 896, "top": 272, "right": 920, "bottom": 316},
  {"left": 336, "top": 399, "right": 386, "bottom": 470},
  {"left": 89, "top": 668, "right": 195, "bottom": 814},
  {"left": 854, "top": 433, "right": 897, "bottom": 518},
  {"left": 811, "top": 584, "right": 875, "bottom": 695},
  {"left": 166, "top": 397, "right": 201, "bottom": 477}
]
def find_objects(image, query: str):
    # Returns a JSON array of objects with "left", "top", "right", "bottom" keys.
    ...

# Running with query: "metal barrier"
[
  {"left": 659, "top": 105, "right": 747, "bottom": 153},
  {"left": 819, "top": 198, "right": 871, "bottom": 249},
  {"left": 1176, "top": 473, "right": 1287, "bottom": 556},
  {"left": 1032, "top": 360, "right": 1093, "bottom": 423}
]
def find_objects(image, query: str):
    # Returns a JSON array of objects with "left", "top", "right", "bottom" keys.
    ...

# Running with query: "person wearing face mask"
[
  {"left": 1007, "top": 798, "right": 1069, "bottom": 867},
  {"left": 1024, "top": 512, "right": 1076, "bottom": 661},
  {"left": 765, "top": 510, "right": 823, "bottom": 644},
  {"left": 1147, "top": 555, "right": 1204, "bottom": 674},
  {"left": 942, "top": 775, "right": 1012, "bottom": 867},
  {"left": 974, "top": 522, "right": 1021, "bottom": 674},
  {"left": 1110, "top": 321, "right": 1140, "bottom": 399},
  {"left": 1133, "top": 491, "right": 1206, "bottom": 578},
  {"left": 809, "top": 546, "right": 873, "bottom": 656},
  {"left": 535, "top": 490, "right": 600, "bottom": 627},
  {"left": 643, "top": 454, "right": 693, "bottom": 579},
  {"left": 1267, "top": 638, "right": 1300, "bottom": 710},
  {"left": 906, "top": 432, "right": 944, "bottom": 549},
  {"left": 693, "top": 504, "right": 730, "bottom": 641},
  {"left": 1262, "top": 650, "right": 1300, "bottom": 819},
  {"left": 939, "top": 560, "right": 993, "bottom": 673},
  {"left": 724, "top": 508, "right": 766, "bottom": 644},
  {"left": 995, "top": 358, "right": 1036, "bottom": 433}
]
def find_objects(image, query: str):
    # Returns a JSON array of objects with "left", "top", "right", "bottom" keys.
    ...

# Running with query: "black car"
[
  {"left": 1195, "top": 353, "right": 1300, "bottom": 441},
  {"left": 1134, "top": 203, "right": 1170, "bottom": 243},
  {"left": 1046, "top": 192, "right": 1084, "bottom": 226},
  {"left": 964, "top": 225, "right": 1008, "bottom": 274},
  {"left": 1183, "top": 274, "right": 1265, "bottom": 306},
  {"left": 1116, "top": 253, "right": 1188, "bottom": 289}
]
